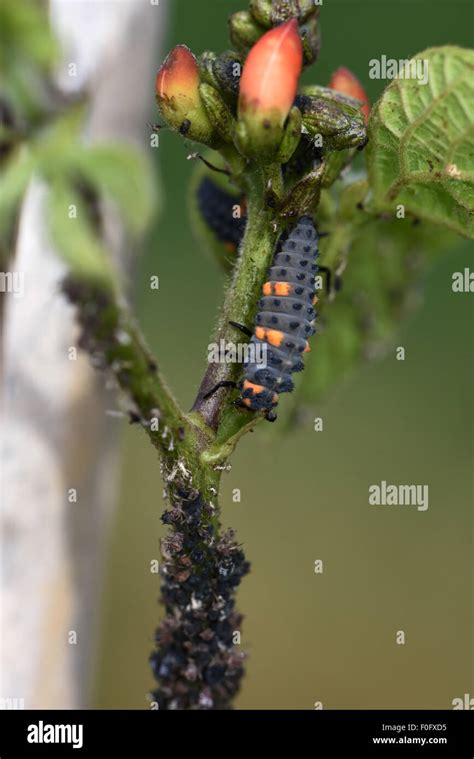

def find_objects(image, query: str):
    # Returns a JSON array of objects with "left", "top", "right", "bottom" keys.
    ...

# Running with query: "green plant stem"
[{"left": 192, "top": 164, "right": 280, "bottom": 444}]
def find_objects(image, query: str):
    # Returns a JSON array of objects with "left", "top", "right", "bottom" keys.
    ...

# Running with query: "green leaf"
[
  {"left": 367, "top": 46, "right": 474, "bottom": 239},
  {"left": 30, "top": 109, "right": 156, "bottom": 237},
  {"left": 0, "top": 146, "right": 36, "bottom": 237},
  {"left": 48, "top": 180, "right": 115, "bottom": 288},
  {"left": 0, "top": 0, "right": 58, "bottom": 117},
  {"left": 64, "top": 144, "right": 156, "bottom": 236},
  {"left": 0, "top": 0, "right": 57, "bottom": 73}
]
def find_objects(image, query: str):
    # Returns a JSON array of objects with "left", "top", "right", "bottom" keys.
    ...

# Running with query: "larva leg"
[
  {"left": 202, "top": 380, "right": 238, "bottom": 401},
  {"left": 265, "top": 410, "right": 278, "bottom": 423},
  {"left": 187, "top": 152, "right": 231, "bottom": 176},
  {"left": 229, "top": 320, "right": 253, "bottom": 338}
]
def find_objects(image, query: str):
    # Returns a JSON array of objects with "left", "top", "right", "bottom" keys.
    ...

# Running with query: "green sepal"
[
  {"left": 234, "top": 111, "right": 284, "bottom": 164},
  {"left": 199, "top": 51, "right": 219, "bottom": 88},
  {"left": 277, "top": 106, "right": 302, "bottom": 164},
  {"left": 297, "top": 94, "right": 366, "bottom": 151},
  {"left": 199, "top": 83, "right": 235, "bottom": 143},
  {"left": 228, "top": 11, "right": 265, "bottom": 54},
  {"left": 199, "top": 51, "right": 242, "bottom": 108},
  {"left": 250, "top": 0, "right": 318, "bottom": 27},
  {"left": 300, "top": 14, "right": 321, "bottom": 66},
  {"left": 278, "top": 161, "right": 324, "bottom": 218},
  {"left": 300, "top": 84, "right": 363, "bottom": 111},
  {"left": 321, "top": 150, "right": 353, "bottom": 187},
  {"left": 156, "top": 92, "right": 221, "bottom": 148}
]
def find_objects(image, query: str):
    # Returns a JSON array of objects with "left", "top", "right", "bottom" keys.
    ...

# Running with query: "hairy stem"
[
  {"left": 192, "top": 166, "right": 280, "bottom": 439},
  {"left": 61, "top": 277, "right": 211, "bottom": 469},
  {"left": 63, "top": 158, "right": 285, "bottom": 710},
  {"left": 147, "top": 166, "right": 286, "bottom": 708},
  {"left": 62, "top": 274, "right": 251, "bottom": 709}
]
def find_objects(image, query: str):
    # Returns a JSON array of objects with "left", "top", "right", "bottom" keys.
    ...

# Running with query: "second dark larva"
[{"left": 196, "top": 176, "right": 247, "bottom": 253}]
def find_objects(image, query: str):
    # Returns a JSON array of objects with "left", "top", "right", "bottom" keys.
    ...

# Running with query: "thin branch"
[{"left": 61, "top": 276, "right": 211, "bottom": 464}]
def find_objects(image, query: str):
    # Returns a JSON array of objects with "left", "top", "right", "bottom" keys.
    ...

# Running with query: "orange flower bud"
[
  {"left": 156, "top": 45, "right": 199, "bottom": 102},
  {"left": 328, "top": 67, "right": 370, "bottom": 122},
  {"left": 156, "top": 45, "right": 217, "bottom": 145},
  {"left": 239, "top": 19, "right": 303, "bottom": 125}
]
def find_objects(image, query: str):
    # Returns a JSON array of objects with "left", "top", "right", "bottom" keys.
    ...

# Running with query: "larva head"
[{"left": 240, "top": 379, "right": 278, "bottom": 411}]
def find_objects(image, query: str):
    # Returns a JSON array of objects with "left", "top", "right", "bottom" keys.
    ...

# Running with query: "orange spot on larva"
[
  {"left": 273, "top": 282, "right": 291, "bottom": 296},
  {"left": 266, "top": 329, "right": 284, "bottom": 347},
  {"left": 243, "top": 380, "right": 265, "bottom": 395}
]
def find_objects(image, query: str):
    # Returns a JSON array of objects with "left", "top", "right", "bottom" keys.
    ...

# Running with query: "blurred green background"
[{"left": 94, "top": 0, "right": 473, "bottom": 709}]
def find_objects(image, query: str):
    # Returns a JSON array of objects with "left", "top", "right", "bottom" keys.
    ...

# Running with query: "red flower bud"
[
  {"left": 156, "top": 45, "right": 216, "bottom": 145},
  {"left": 239, "top": 19, "right": 303, "bottom": 125},
  {"left": 156, "top": 45, "right": 199, "bottom": 103},
  {"left": 328, "top": 67, "right": 370, "bottom": 122}
]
